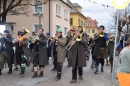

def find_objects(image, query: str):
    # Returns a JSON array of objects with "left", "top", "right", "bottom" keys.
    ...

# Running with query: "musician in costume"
[
  {"left": 116, "top": 35, "right": 124, "bottom": 58},
  {"left": 31, "top": 28, "right": 47, "bottom": 78},
  {"left": 0, "top": 33, "right": 7, "bottom": 75},
  {"left": 46, "top": 32, "right": 52, "bottom": 65},
  {"left": 105, "top": 34, "right": 115, "bottom": 66},
  {"left": 86, "top": 35, "right": 93, "bottom": 61},
  {"left": 93, "top": 25, "right": 109, "bottom": 74},
  {"left": 68, "top": 26, "right": 87, "bottom": 83},
  {"left": 50, "top": 29, "right": 66, "bottom": 81},
  {"left": 14, "top": 29, "right": 29, "bottom": 77},
  {"left": 66, "top": 29, "right": 74, "bottom": 67},
  {"left": 90, "top": 38, "right": 96, "bottom": 68},
  {"left": 3, "top": 30, "right": 14, "bottom": 74}
]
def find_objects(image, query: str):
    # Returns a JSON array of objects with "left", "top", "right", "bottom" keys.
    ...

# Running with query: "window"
[
  {"left": 64, "top": 27, "right": 67, "bottom": 35},
  {"left": 33, "top": 1, "right": 43, "bottom": 13},
  {"left": 86, "top": 22, "right": 90, "bottom": 26},
  {"left": 10, "top": 26, "right": 14, "bottom": 32},
  {"left": 78, "top": 19, "right": 80, "bottom": 26},
  {"left": 87, "top": 29, "right": 90, "bottom": 33},
  {"left": 81, "top": 21, "right": 83, "bottom": 27},
  {"left": 34, "top": 24, "right": 43, "bottom": 34},
  {"left": 70, "top": 18, "right": 73, "bottom": 25},
  {"left": 92, "top": 29, "right": 95, "bottom": 33},
  {"left": 56, "top": 4, "right": 61, "bottom": 16},
  {"left": 56, "top": 25, "right": 61, "bottom": 30},
  {"left": 64, "top": 9, "right": 68, "bottom": 19}
]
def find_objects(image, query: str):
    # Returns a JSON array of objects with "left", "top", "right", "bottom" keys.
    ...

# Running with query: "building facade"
[
  {"left": 6, "top": 0, "right": 71, "bottom": 38},
  {"left": 68, "top": 2, "right": 86, "bottom": 31},
  {"left": 86, "top": 16, "right": 98, "bottom": 37}
]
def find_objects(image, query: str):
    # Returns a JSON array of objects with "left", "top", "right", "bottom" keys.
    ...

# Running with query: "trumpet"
[
  {"left": 50, "top": 37, "right": 54, "bottom": 40},
  {"left": 109, "top": 36, "right": 114, "bottom": 41},
  {"left": 31, "top": 34, "right": 41, "bottom": 43}
]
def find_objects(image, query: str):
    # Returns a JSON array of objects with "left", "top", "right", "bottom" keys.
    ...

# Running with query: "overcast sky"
[{"left": 70, "top": 0, "right": 115, "bottom": 31}]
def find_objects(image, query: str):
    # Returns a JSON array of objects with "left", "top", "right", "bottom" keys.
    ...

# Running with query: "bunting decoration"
[{"left": 87, "top": 0, "right": 114, "bottom": 8}]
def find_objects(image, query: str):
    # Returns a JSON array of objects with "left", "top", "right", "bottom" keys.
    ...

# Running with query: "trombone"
[
  {"left": 66, "top": 28, "right": 85, "bottom": 50},
  {"left": 66, "top": 36, "right": 76, "bottom": 50}
]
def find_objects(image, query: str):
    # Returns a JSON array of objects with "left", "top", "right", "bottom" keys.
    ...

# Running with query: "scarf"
[{"left": 19, "top": 35, "right": 26, "bottom": 46}]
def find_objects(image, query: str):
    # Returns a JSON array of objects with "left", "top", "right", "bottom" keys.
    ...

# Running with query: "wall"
[
  {"left": 6, "top": 0, "right": 49, "bottom": 38},
  {"left": 50, "top": 0, "right": 71, "bottom": 37}
]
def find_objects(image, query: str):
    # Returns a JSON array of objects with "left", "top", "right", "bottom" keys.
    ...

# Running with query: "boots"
[
  {"left": 7, "top": 68, "right": 12, "bottom": 74},
  {"left": 38, "top": 71, "right": 43, "bottom": 77},
  {"left": 32, "top": 71, "right": 38, "bottom": 78},
  {"left": 94, "top": 65, "right": 99, "bottom": 74},
  {"left": 0, "top": 69, "right": 1, "bottom": 75},
  {"left": 79, "top": 76, "right": 83, "bottom": 80},
  {"left": 55, "top": 73, "right": 61, "bottom": 81},
  {"left": 31, "top": 68, "right": 34, "bottom": 72}
]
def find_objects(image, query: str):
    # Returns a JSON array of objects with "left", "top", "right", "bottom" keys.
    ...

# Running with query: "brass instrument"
[
  {"left": 66, "top": 28, "right": 85, "bottom": 50},
  {"left": 50, "top": 37, "right": 54, "bottom": 40},
  {"left": 75, "top": 28, "right": 85, "bottom": 41},
  {"left": 109, "top": 35, "right": 114, "bottom": 41},
  {"left": 94, "top": 32, "right": 105, "bottom": 40},
  {"left": 66, "top": 36, "right": 76, "bottom": 50},
  {"left": 31, "top": 34, "right": 41, "bottom": 43},
  {"left": 23, "top": 27, "right": 30, "bottom": 34}
]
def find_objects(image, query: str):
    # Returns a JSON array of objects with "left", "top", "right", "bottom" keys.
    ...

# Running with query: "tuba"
[{"left": 23, "top": 27, "right": 30, "bottom": 35}]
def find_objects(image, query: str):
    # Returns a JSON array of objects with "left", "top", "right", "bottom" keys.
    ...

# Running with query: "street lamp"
[
  {"left": 37, "top": 12, "right": 43, "bottom": 28},
  {"left": 110, "top": 0, "right": 130, "bottom": 86}
]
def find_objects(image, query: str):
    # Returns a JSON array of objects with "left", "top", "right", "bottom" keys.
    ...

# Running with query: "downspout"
[{"left": 49, "top": 0, "right": 50, "bottom": 33}]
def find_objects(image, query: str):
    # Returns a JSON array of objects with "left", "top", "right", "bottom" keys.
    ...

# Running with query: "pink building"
[{"left": 6, "top": 0, "right": 71, "bottom": 38}]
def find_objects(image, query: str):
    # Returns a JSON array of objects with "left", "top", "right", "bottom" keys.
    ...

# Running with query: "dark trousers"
[
  {"left": 95, "top": 58, "right": 104, "bottom": 69},
  {"left": 53, "top": 53, "right": 57, "bottom": 69},
  {"left": 46, "top": 48, "right": 50, "bottom": 64},
  {"left": 57, "top": 62, "right": 63, "bottom": 78},
  {"left": 72, "top": 57, "right": 83, "bottom": 80}
]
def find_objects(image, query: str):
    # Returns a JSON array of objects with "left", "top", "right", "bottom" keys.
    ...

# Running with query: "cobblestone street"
[{"left": 0, "top": 56, "right": 119, "bottom": 86}]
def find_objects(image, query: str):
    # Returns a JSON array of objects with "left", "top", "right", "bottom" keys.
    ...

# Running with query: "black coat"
[
  {"left": 31, "top": 34, "right": 47, "bottom": 65},
  {"left": 4, "top": 35, "right": 14, "bottom": 65}
]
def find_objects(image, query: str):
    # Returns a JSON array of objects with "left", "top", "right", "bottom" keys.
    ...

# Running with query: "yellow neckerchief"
[{"left": 19, "top": 35, "right": 26, "bottom": 46}]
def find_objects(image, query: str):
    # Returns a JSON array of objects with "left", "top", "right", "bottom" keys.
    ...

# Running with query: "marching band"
[{"left": 0, "top": 25, "right": 118, "bottom": 83}]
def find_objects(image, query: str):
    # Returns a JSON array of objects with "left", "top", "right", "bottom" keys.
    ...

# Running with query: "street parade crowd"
[{"left": 0, "top": 25, "right": 129, "bottom": 86}]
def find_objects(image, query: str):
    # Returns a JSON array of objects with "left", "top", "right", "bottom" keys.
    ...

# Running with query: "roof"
[
  {"left": 60, "top": 0, "right": 72, "bottom": 8},
  {"left": 72, "top": 3, "right": 82, "bottom": 8},
  {"left": 68, "top": 0, "right": 86, "bottom": 19},
  {"left": 86, "top": 16, "right": 98, "bottom": 28}
]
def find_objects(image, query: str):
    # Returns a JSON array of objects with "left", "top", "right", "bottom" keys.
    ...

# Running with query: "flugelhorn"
[{"left": 31, "top": 34, "right": 41, "bottom": 43}]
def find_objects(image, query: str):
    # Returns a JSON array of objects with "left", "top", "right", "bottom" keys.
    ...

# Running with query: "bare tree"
[{"left": 0, "top": 0, "right": 49, "bottom": 23}]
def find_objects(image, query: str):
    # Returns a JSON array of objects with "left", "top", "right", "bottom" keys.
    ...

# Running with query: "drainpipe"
[{"left": 49, "top": 0, "right": 50, "bottom": 33}]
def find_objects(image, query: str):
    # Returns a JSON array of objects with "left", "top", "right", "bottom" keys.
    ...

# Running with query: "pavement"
[{"left": 0, "top": 56, "right": 119, "bottom": 86}]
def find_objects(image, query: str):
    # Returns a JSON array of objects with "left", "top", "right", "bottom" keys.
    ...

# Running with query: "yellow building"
[{"left": 68, "top": 2, "right": 86, "bottom": 31}]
